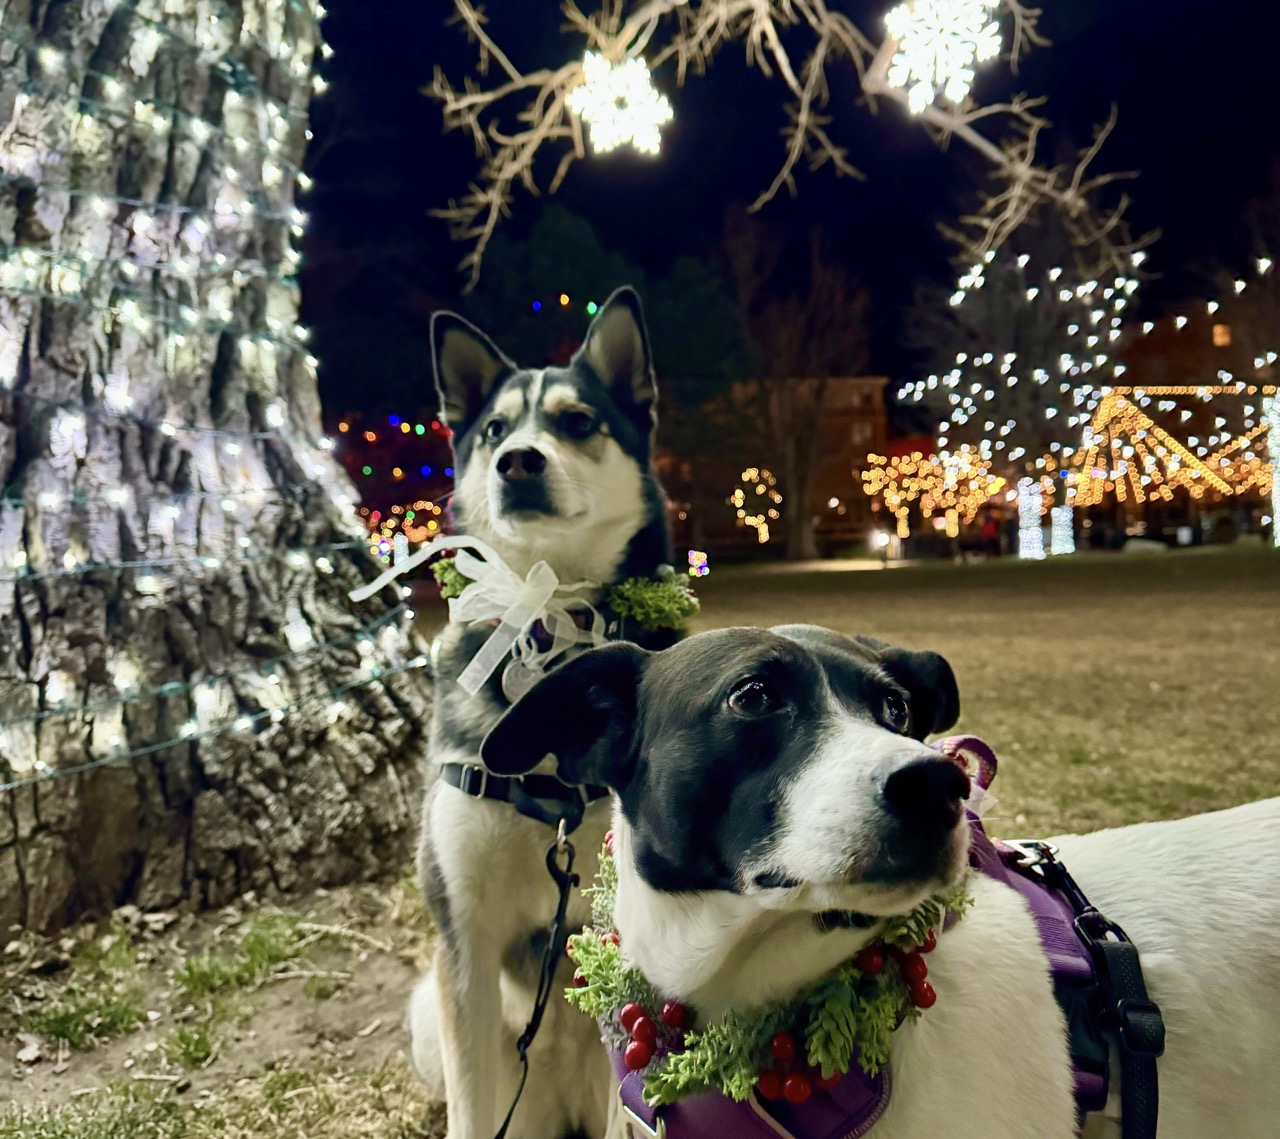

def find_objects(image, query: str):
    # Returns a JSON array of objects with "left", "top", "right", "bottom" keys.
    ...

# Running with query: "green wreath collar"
[
  {"left": 431, "top": 557, "right": 700, "bottom": 635},
  {"left": 566, "top": 836, "right": 972, "bottom": 1107}
]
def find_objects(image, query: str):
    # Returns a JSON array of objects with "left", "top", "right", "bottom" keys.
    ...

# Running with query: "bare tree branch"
[{"left": 433, "top": 0, "right": 1141, "bottom": 288}]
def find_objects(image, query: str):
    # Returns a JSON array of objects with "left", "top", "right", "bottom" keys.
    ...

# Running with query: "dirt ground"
[{"left": 1, "top": 880, "right": 444, "bottom": 1136}]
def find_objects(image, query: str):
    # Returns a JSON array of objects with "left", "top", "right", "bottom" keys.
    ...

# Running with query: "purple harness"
[{"left": 611, "top": 736, "right": 1165, "bottom": 1139}]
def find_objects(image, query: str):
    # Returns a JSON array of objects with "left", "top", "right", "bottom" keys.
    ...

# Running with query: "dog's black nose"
[
  {"left": 496, "top": 448, "right": 547, "bottom": 480},
  {"left": 882, "top": 759, "right": 970, "bottom": 830}
]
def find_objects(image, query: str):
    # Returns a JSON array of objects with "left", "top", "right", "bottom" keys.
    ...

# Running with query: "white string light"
[
  {"left": 1, "top": 3, "right": 321, "bottom": 116},
  {"left": 0, "top": 243, "right": 301, "bottom": 291},
  {"left": 0, "top": 277, "right": 310, "bottom": 349},
  {"left": 0, "top": 540, "right": 367, "bottom": 585},
  {"left": 566, "top": 52, "right": 673, "bottom": 156},
  {"left": 1049, "top": 504, "right": 1075, "bottom": 555},
  {"left": 884, "top": 0, "right": 1003, "bottom": 115},
  {"left": 11, "top": 389, "right": 312, "bottom": 442},
  {"left": 1265, "top": 396, "right": 1280, "bottom": 548},
  {"left": 0, "top": 651, "right": 428, "bottom": 792},
  {"left": 1017, "top": 477, "right": 1045, "bottom": 560},
  {"left": 0, "top": 1, "right": 411, "bottom": 801},
  {"left": 48, "top": 411, "right": 88, "bottom": 474}
]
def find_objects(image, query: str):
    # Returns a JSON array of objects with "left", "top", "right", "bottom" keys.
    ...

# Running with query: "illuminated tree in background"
[
  {"left": 902, "top": 212, "right": 1141, "bottom": 473},
  {"left": 1214, "top": 164, "right": 1280, "bottom": 382},
  {"left": 433, "top": 0, "right": 1136, "bottom": 287},
  {"left": 0, "top": 0, "right": 427, "bottom": 929},
  {"left": 1198, "top": 173, "right": 1279, "bottom": 542}
]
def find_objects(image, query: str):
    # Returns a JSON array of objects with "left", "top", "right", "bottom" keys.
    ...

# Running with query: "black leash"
[{"left": 493, "top": 822, "right": 578, "bottom": 1139}]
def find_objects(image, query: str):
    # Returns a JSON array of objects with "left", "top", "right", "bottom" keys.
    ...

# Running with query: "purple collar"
[
  {"left": 608, "top": 736, "right": 1109, "bottom": 1138},
  {"left": 614, "top": 1049, "right": 888, "bottom": 1139}
]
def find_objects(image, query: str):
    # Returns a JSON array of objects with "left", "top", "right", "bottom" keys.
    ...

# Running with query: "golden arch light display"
[
  {"left": 728, "top": 468, "right": 783, "bottom": 544},
  {"left": 861, "top": 384, "right": 1276, "bottom": 536},
  {"left": 1067, "top": 386, "right": 1276, "bottom": 507}
]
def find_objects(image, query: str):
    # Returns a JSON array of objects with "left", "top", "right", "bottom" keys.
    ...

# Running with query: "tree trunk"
[
  {"left": 0, "top": 0, "right": 430, "bottom": 931},
  {"left": 779, "top": 378, "right": 825, "bottom": 561}
]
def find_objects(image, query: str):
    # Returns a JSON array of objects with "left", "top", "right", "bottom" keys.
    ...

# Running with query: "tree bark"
[
  {"left": 779, "top": 377, "right": 825, "bottom": 561},
  {"left": 0, "top": 0, "right": 430, "bottom": 931}
]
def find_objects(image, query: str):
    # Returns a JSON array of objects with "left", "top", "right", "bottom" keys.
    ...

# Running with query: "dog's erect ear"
[
  {"left": 872, "top": 646, "right": 960, "bottom": 741},
  {"left": 481, "top": 642, "right": 649, "bottom": 788},
  {"left": 431, "top": 312, "right": 515, "bottom": 436},
  {"left": 574, "top": 287, "right": 657, "bottom": 425}
]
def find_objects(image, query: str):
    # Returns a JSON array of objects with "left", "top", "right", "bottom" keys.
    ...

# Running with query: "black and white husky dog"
[{"left": 408, "top": 288, "right": 677, "bottom": 1139}]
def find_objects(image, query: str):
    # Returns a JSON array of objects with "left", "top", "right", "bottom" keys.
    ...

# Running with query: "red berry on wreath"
[
  {"left": 602, "top": 930, "right": 621, "bottom": 947},
  {"left": 660, "top": 1000, "right": 688, "bottom": 1029},
  {"left": 572, "top": 971, "right": 587, "bottom": 988},
  {"left": 757, "top": 1070, "right": 785, "bottom": 1100},
  {"left": 624, "top": 1039, "right": 653, "bottom": 1071},
  {"left": 900, "top": 954, "right": 929, "bottom": 984},
  {"left": 605, "top": 830, "right": 615, "bottom": 856},
  {"left": 631, "top": 1016, "right": 658, "bottom": 1049},
  {"left": 783, "top": 1073, "right": 813, "bottom": 1104},
  {"left": 770, "top": 1031, "right": 797, "bottom": 1063},
  {"left": 813, "top": 1068, "right": 844, "bottom": 1091},
  {"left": 619, "top": 1002, "right": 645, "bottom": 1032},
  {"left": 855, "top": 946, "right": 886, "bottom": 975},
  {"left": 565, "top": 936, "right": 575, "bottom": 959},
  {"left": 919, "top": 929, "right": 938, "bottom": 954},
  {"left": 909, "top": 981, "right": 937, "bottom": 1009}
]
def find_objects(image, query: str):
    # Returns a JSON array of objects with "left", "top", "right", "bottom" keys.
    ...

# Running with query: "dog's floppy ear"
[
  {"left": 852, "top": 636, "right": 959, "bottom": 740},
  {"left": 481, "top": 642, "right": 649, "bottom": 788},
  {"left": 873, "top": 645, "right": 960, "bottom": 741},
  {"left": 431, "top": 311, "right": 515, "bottom": 436},
  {"left": 574, "top": 286, "right": 657, "bottom": 428}
]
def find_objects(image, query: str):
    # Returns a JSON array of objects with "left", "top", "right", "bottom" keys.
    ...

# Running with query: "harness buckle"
[
  {"left": 1073, "top": 908, "right": 1131, "bottom": 950},
  {"left": 1000, "top": 838, "right": 1059, "bottom": 869},
  {"left": 458, "top": 764, "right": 489, "bottom": 798},
  {"left": 1006, "top": 840, "right": 1101, "bottom": 919},
  {"left": 1116, "top": 998, "right": 1167, "bottom": 1057},
  {"left": 618, "top": 1092, "right": 665, "bottom": 1139}
]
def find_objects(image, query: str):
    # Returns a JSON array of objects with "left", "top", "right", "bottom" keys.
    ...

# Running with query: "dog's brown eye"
[
  {"left": 559, "top": 410, "right": 596, "bottom": 440},
  {"left": 728, "top": 680, "right": 776, "bottom": 717},
  {"left": 883, "top": 694, "right": 911, "bottom": 734},
  {"left": 485, "top": 419, "right": 507, "bottom": 442}
]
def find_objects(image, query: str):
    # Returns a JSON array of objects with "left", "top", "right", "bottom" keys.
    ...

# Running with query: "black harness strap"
[
  {"left": 1021, "top": 847, "right": 1167, "bottom": 1139},
  {"left": 441, "top": 762, "right": 608, "bottom": 834},
  {"left": 1075, "top": 912, "right": 1166, "bottom": 1139}
]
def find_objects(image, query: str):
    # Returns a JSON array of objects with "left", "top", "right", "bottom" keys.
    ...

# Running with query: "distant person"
[
  {"left": 1003, "top": 511, "right": 1019, "bottom": 555},
  {"left": 981, "top": 512, "right": 1000, "bottom": 557}
]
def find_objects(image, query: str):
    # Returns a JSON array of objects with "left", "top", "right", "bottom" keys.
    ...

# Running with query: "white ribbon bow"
[{"left": 349, "top": 534, "right": 606, "bottom": 700}]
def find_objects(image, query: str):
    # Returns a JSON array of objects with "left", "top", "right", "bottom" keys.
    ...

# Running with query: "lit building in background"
[{"left": 658, "top": 375, "right": 889, "bottom": 557}]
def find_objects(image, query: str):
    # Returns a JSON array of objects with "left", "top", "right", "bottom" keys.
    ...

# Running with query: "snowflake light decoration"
[
  {"left": 566, "top": 52, "right": 673, "bottom": 156},
  {"left": 884, "top": 0, "right": 1003, "bottom": 115}
]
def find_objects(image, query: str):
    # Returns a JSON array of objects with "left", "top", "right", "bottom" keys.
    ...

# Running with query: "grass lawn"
[
  {"left": 3, "top": 544, "right": 1276, "bottom": 1135},
  {"left": 693, "top": 544, "right": 1279, "bottom": 834}
]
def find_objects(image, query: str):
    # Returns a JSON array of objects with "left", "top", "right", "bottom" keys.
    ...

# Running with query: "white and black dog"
[
  {"left": 481, "top": 625, "right": 1280, "bottom": 1138},
  {"left": 409, "top": 288, "right": 683, "bottom": 1139}
]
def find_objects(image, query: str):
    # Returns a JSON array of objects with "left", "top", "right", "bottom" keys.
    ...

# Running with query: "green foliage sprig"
[
  {"left": 608, "top": 573, "right": 700, "bottom": 631},
  {"left": 430, "top": 558, "right": 471, "bottom": 600}
]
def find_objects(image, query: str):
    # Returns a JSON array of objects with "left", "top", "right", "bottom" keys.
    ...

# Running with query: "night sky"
[{"left": 304, "top": 1, "right": 1280, "bottom": 415}]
